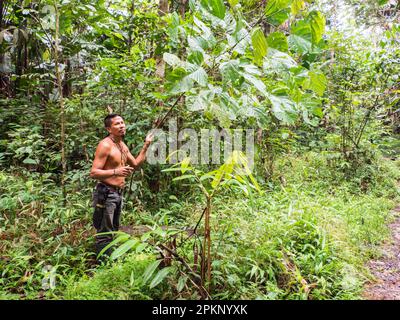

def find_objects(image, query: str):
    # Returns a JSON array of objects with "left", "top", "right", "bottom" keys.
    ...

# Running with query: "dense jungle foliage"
[{"left": 0, "top": 0, "right": 399, "bottom": 300}]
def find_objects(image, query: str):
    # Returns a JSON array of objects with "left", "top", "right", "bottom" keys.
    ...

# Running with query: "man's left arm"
[
  {"left": 126, "top": 133, "right": 153, "bottom": 169},
  {"left": 127, "top": 142, "right": 150, "bottom": 169}
]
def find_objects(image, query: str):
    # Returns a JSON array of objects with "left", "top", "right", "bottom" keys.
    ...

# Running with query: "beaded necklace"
[{"left": 108, "top": 135, "right": 128, "bottom": 166}]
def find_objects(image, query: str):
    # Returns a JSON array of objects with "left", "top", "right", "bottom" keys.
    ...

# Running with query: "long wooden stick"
[
  {"left": 154, "top": 92, "right": 185, "bottom": 129},
  {"left": 54, "top": 1, "right": 66, "bottom": 207},
  {"left": 126, "top": 92, "right": 185, "bottom": 197}
]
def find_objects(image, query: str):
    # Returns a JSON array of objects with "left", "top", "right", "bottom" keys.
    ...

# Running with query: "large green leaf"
[
  {"left": 265, "top": 0, "right": 291, "bottom": 25},
  {"left": 269, "top": 10, "right": 291, "bottom": 26},
  {"left": 220, "top": 92, "right": 240, "bottom": 114},
  {"left": 163, "top": 53, "right": 184, "bottom": 68},
  {"left": 143, "top": 260, "right": 162, "bottom": 285},
  {"left": 265, "top": 0, "right": 291, "bottom": 17},
  {"left": 200, "top": 0, "right": 226, "bottom": 19},
  {"left": 209, "top": 102, "right": 232, "bottom": 127},
  {"left": 23, "top": 158, "right": 39, "bottom": 165},
  {"left": 241, "top": 62, "right": 262, "bottom": 76},
  {"left": 150, "top": 267, "right": 174, "bottom": 289},
  {"left": 220, "top": 60, "right": 241, "bottom": 82},
  {"left": 187, "top": 89, "right": 213, "bottom": 111},
  {"left": 193, "top": 16, "right": 212, "bottom": 37},
  {"left": 165, "top": 54, "right": 208, "bottom": 93},
  {"left": 308, "top": 11, "right": 325, "bottom": 44},
  {"left": 291, "top": 0, "right": 305, "bottom": 15},
  {"left": 188, "top": 36, "right": 210, "bottom": 52},
  {"left": 187, "top": 67, "right": 208, "bottom": 86},
  {"left": 299, "top": 93, "right": 323, "bottom": 116},
  {"left": 288, "top": 34, "right": 312, "bottom": 54},
  {"left": 264, "top": 48, "right": 297, "bottom": 71},
  {"left": 170, "top": 77, "right": 193, "bottom": 94},
  {"left": 298, "top": 93, "right": 323, "bottom": 125},
  {"left": 228, "top": 0, "right": 239, "bottom": 7},
  {"left": 227, "top": 28, "right": 250, "bottom": 54},
  {"left": 167, "top": 68, "right": 193, "bottom": 94},
  {"left": 110, "top": 239, "right": 138, "bottom": 260},
  {"left": 239, "top": 94, "right": 259, "bottom": 117},
  {"left": 177, "top": 275, "right": 188, "bottom": 293},
  {"left": 291, "top": 19, "right": 312, "bottom": 40},
  {"left": 268, "top": 94, "right": 297, "bottom": 124},
  {"left": 188, "top": 51, "right": 204, "bottom": 65},
  {"left": 241, "top": 72, "right": 266, "bottom": 95},
  {"left": 306, "top": 70, "right": 327, "bottom": 96},
  {"left": 292, "top": 66, "right": 310, "bottom": 85},
  {"left": 266, "top": 32, "right": 288, "bottom": 52},
  {"left": 251, "top": 27, "right": 268, "bottom": 66}
]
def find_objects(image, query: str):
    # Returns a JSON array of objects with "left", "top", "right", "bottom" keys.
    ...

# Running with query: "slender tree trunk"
[
  {"left": 179, "top": 0, "right": 187, "bottom": 18},
  {"left": 54, "top": 2, "right": 67, "bottom": 206},
  {"left": 201, "top": 197, "right": 212, "bottom": 293},
  {"left": 127, "top": 0, "right": 135, "bottom": 50},
  {"left": 155, "top": 0, "right": 169, "bottom": 78},
  {"left": 0, "top": 1, "right": 3, "bottom": 29},
  {"left": 206, "top": 198, "right": 211, "bottom": 291},
  {"left": 15, "top": 34, "right": 23, "bottom": 93},
  {"left": 178, "top": 0, "right": 187, "bottom": 107},
  {"left": 0, "top": 1, "right": 9, "bottom": 96},
  {"left": 79, "top": 102, "right": 90, "bottom": 162},
  {"left": 63, "top": 58, "right": 71, "bottom": 97},
  {"left": 158, "top": 0, "right": 169, "bottom": 18}
]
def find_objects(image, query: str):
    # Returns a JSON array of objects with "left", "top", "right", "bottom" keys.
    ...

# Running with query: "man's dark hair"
[{"left": 104, "top": 114, "right": 122, "bottom": 128}]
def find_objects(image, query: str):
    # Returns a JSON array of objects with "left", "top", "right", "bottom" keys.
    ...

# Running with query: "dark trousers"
[{"left": 92, "top": 183, "right": 123, "bottom": 258}]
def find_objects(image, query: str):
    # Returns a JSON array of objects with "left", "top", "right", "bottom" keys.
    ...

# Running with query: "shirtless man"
[{"left": 89, "top": 113, "right": 153, "bottom": 258}]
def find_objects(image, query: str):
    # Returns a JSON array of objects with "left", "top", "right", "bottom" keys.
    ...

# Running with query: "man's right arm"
[{"left": 89, "top": 141, "right": 114, "bottom": 180}]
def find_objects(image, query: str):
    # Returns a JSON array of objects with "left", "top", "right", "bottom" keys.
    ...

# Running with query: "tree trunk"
[
  {"left": 62, "top": 58, "right": 71, "bottom": 97},
  {"left": 155, "top": 0, "right": 169, "bottom": 78},
  {"left": 0, "top": 1, "right": 10, "bottom": 96},
  {"left": 201, "top": 197, "right": 212, "bottom": 293},
  {"left": 0, "top": 1, "right": 3, "bottom": 29},
  {"left": 127, "top": 0, "right": 135, "bottom": 50},
  {"left": 158, "top": 0, "right": 169, "bottom": 17},
  {"left": 179, "top": 0, "right": 187, "bottom": 18},
  {"left": 0, "top": 0, "right": 6, "bottom": 29},
  {"left": 54, "top": 2, "right": 67, "bottom": 206},
  {"left": 14, "top": 33, "right": 23, "bottom": 93}
]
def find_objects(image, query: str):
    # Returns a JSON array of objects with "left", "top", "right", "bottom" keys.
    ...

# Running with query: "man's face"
[{"left": 107, "top": 116, "right": 126, "bottom": 137}]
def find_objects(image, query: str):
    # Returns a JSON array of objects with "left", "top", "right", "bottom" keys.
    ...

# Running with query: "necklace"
[{"left": 108, "top": 136, "right": 128, "bottom": 166}]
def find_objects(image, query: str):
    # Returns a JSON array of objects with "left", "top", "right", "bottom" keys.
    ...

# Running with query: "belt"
[{"left": 98, "top": 182, "right": 124, "bottom": 194}]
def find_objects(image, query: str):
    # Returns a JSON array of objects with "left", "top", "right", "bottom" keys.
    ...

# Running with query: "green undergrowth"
[
  {"left": 63, "top": 253, "right": 168, "bottom": 300},
  {"left": 123, "top": 152, "right": 399, "bottom": 300},
  {"left": 207, "top": 154, "right": 399, "bottom": 299},
  {"left": 207, "top": 178, "right": 398, "bottom": 298},
  {"left": 0, "top": 153, "right": 399, "bottom": 300},
  {"left": 208, "top": 154, "right": 400, "bottom": 299},
  {"left": 0, "top": 170, "right": 96, "bottom": 299}
]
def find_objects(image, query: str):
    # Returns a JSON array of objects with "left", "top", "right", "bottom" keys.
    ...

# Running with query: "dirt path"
[{"left": 363, "top": 206, "right": 400, "bottom": 300}]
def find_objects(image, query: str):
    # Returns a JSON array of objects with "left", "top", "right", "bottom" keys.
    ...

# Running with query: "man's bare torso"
[
  {"left": 90, "top": 115, "right": 151, "bottom": 186},
  {"left": 100, "top": 137, "right": 131, "bottom": 188}
]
